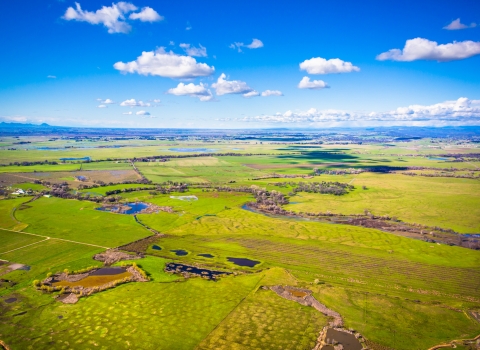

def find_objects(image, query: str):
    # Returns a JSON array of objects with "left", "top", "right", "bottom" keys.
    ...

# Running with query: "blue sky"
[{"left": 1, "top": 0, "right": 479, "bottom": 128}]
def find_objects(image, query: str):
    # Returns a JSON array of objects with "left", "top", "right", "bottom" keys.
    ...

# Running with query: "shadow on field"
[{"left": 275, "top": 151, "right": 359, "bottom": 163}]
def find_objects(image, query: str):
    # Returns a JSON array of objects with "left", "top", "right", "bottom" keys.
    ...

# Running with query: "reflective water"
[{"left": 227, "top": 257, "right": 260, "bottom": 267}]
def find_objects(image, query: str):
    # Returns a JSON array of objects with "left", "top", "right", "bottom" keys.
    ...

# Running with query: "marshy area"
[{"left": 36, "top": 264, "right": 149, "bottom": 303}]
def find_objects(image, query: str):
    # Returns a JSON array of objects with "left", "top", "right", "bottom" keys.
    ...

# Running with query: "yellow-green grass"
[
  {"left": 310, "top": 283, "right": 480, "bottom": 350},
  {"left": 0, "top": 228, "right": 45, "bottom": 254},
  {"left": 0, "top": 197, "right": 30, "bottom": 230},
  {"left": 12, "top": 182, "right": 48, "bottom": 191},
  {"left": 13, "top": 197, "right": 152, "bottom": 247},
  {"left": 282, "top": 172, "right": 480, "bottom": 233},
  {"left": 136, "top": 157, "right": 269, "bottom": 184},
  {"left": 197, "top": 268, "right": 327, "bottom": 350},
  {"left": 1, "top": 260, "right": 263, "bottom": 350},
  {"left": 0, "top": 163, "right": 80, "bottom": 173}
]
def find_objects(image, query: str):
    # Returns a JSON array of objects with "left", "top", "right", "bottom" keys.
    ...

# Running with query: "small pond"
[
  {"left": 165, "top": 263, "right": 230, "bottom": 280},
  {"left": 171, "top": 249, "right": 188, "bottom": 256},
  {"left": 53, "top": 267, "right": 131, "bottom": 288},
  {"left": 227, "top": 257, "right": 261, "bottom": 267},
  {"left": 59, "top": 157, "right": 91, "bottom": 161},
  {"left": 428, "top": 157, "right": 449, "bottom": 161},
  {"left": 5, "top": 297, "right": 17, "bottom": 304},
  {"left": 152, "top": 245, "right": 162, "bottom": 250},
  {"left": 96, "top": 202, "right": 149, "bottom": 215},
  {"left": 170, "top": 195, "right": 198, "bottom": 201},
  {"left": 76, "top": 175, "right": 87, "bottom": 181},
  {"left": 89, "top": 267, "right": 126, "bottom": 276},
  {"left": 325, "top": 329, "right": 362, "bottom": 350},
  {"left": 198, "top": 253, "right": 214, "bottom": 258},
  {"left": 168, "top": 148, "right": 217, "bottom": 153}
]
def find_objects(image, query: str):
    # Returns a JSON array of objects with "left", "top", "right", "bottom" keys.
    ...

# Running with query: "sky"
[{"left": 1, "top": 0, "right": 480, "bottom": 128}]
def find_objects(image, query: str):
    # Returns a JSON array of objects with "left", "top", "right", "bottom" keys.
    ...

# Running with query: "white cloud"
[
  {"left": 239, "top": 97, "right": 480, "bottom": 125},
  {"left": 63, "top": 2, "right": 162, "bottom": 33},
  {"left": 153, "top": 99, "right": 161, "bottom": 103},
  {"left": 97, "top": 104, "right": 107, "bottom": 108},
  {"left": 120, "top": 98, "right": 151, "bottom": 107},
  {"left": 101, "top": 98, "right": 115, "bottom": 104},
  {"left": 47, "top": 75, "right": 57, "bottom": 79},
  {"left": 246, "top": 39, "right": 263, "bottom": 49},
  {"left": 443, "top": 18, "right": 477, "bottom": 30},
  {"left": 129, "top": 6, "right": 163, "bottom": 22},
  {"left": 243, "top": 91, "right": 260, "bottom": 98},
  {"left": 136, "top": 110, "right": 150, "bottom": 115},
  {"left": 376, "top": 37, "right": 480, "bottom": 62},
  {"left": 167, "top": 82, "right": 213, "bottom": 101},
  {"left": 113, "top": 47, "right": 215, "bottom": 79},
  {"left": 179, "top": 43, "right": 207, "bottom": 57},
  {"left": 230, "top": 38, "right": 263, "bottom": 52},
  {"left": 63, "top": 2, "right": 135, "bottom": 33},
  {"left": 186, "top": 21, "right": 192, "bottom": 30},
  {"left": 122, "top": 111, "right": 133, "bottom": 115},
  {"left": 299, "top": 57, "right": 360, "bottom": 74},
  {"left": 261, "top": 90, "right": 283, "bottom": 97},
  {"left": 211, "top": 73, "right": 255, "bottom": 96},
  {"left": 298, "top": 77, "right": 329, "bottom": 90}
]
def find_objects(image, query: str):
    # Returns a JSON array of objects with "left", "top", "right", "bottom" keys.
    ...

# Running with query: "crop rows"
[{"left": 160, "top": 235, "right": 480, "bottom": 298}]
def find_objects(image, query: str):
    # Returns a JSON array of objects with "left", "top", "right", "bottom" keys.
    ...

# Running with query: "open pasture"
[
  {"left": 13, "top": 197, "right": 152, "bottom": 247},
  {"left": 136, "top": 157, "right": 268, "bottom": 183},
  {"left": 0, "top": 137, "right": 479, "bottom": 350},
  {"left": 283, "top": 172, "right": 480, "bottom": 233}
]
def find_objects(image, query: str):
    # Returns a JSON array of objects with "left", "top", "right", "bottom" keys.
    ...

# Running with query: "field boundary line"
[
  {"left": 193, "top": 273, "right": 266, "bottom": 350},
  {"left": 0, "top": 238, "right": 50, "bottom": 256},
  {"left": 0, "top": 228, "right": 110, "bottom": 249}
]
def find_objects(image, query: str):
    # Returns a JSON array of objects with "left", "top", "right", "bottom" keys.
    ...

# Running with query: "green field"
[{"left": 0, "top": 137, "right": 479, "bottom": 350}]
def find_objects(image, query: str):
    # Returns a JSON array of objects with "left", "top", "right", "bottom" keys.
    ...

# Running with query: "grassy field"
[
  {"left": 0, "top": 138, "right": 479, "bottom": 350},
  {"left": 280, "top": 173, "right": 480, "bottom": 233},
  {"left": 14, "top": 197, "right": 152, "bottom": 247}
]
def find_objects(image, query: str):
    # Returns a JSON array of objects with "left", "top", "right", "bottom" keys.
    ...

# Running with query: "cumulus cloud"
[
  {"left": 122, "top": 111, "right": 133, "bottom": 115},
  {"left": 376, "top": 38, "right": 480, "bottom": 62},
  {"left": 62, "top": 2, "right": 162, "bottom": 34},
  {"left": 298, "top": 77, "right": 329, "bottom": 90},
  {"left": 179, "top": 43, "right": 207, "bottom": 57},
  {"left": 243, "top": 91, "right": 260, "bottom": 98},
  {"left": 211, "top": 73, "right": 255, "bottom": 96},
  {"left": 136, "top": 110, "right": 150, "bottom": 115},
  {"left": 229, "top": 38, "right": 263, "bottom": 52},
  {"left": 47, "top": 75, "right": 57, "bottom": 79},
  {"left": 299, "top": 57, "right": 360, "bottom": 74},
  {"left": 167, "top": 82, "right": 213, "bottom": 101},
  {"left": 120, "top": 98, "right": 151, "bottom": 107},
  {"left": 129, "top": 6, "right": 163, "bottom": 22},
  {"left": 261, "top": 90, "right": 283, "bottom": 97},
  {"left": 239, "top": 97, "right": 480, "bottom": 126},
  {"left": 443, "top": 18, "right": 477, "bottom": 30},
  {"left": 97, "top": 104, "right": 107, "bottom": 108},
  {"left": 153, "top": 99, "right": 161, "bottom": 103},
  {"left": 113, "top": 47, "right": 214, "bottom": 79},
  {"left": 100, "top": 98, "right": 115, "bottom": 104}
]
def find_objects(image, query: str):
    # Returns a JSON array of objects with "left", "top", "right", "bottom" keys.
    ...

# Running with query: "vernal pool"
[
  {"left": 168, "top": 148, "right": 217, "bottom": 153},
  {"left": 227, "top": 257, "right": 261, "bottom": 267},
  {"left": 96, "top": 202, "right": 149, "bottom": 214}
]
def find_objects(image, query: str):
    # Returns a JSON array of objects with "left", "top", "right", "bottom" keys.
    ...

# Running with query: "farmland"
[{"left": 0, "top": 133, "right": 479, "bottom": 350}]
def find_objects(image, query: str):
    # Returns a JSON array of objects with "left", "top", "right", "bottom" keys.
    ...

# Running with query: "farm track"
[
  {"left": 0, "top": 228, "right": 110, "bottom": 250},
  {"left": 162, "top": 235, "right": 480, "bottom": 299}
]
